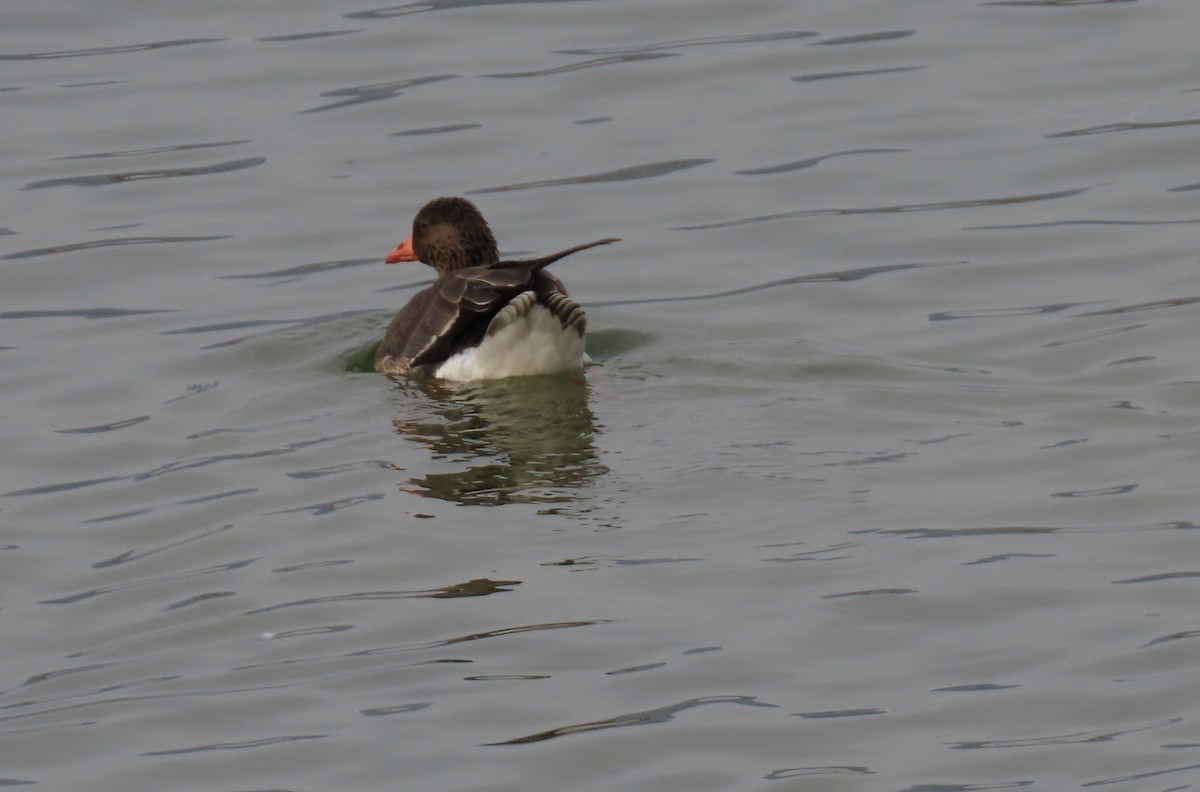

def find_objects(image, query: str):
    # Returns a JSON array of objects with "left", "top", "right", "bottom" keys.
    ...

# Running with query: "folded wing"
[{"left": 378, "top": 237, "right": 619, "bottom": 375}]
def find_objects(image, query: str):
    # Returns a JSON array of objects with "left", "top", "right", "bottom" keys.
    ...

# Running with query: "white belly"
[{"left": 433, "top": 304, "right": 587, "bottom": 382}]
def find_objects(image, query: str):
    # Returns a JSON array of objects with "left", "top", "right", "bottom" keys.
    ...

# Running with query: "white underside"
[{"left": 434, "top": 304, "right": 587, "bottom": 382}]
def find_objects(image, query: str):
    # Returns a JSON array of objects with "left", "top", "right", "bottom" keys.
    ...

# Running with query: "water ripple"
[
  {"left": 965, "top": 218, "right": 1200, "bottom": 229},
  {"left": 136, "top": 436, "right": 361, "bottom": 480},
  {"left": 933, "top": 683, "right": 1021, "bottom": 691},
  {"left": 485, "top": 695, "right": 778, "bottom": 745},
  {"left": 0, "top": 670, "right": 182, "bottom": 715},
  {"left": 141, "top": 733, "right": 326, "bottom": 756},
  {"left": 93, "top": 525, "right": 234, "bottom": 569},
  {"left": 1052, "top": 483, "right": 1140, "bottom": 498},
  {"left": 737, "top": 148, "right": 908, "bottom": 176},
  {"left": 470, "top": 158, "right": 713, "bottom": 193},
  {"left": 287, "top": 460, "right": 392, "bottom": 479},
  {"left": 674, "top": 185, "right": 1095, "bottom": 230},
  {"left": 794, "top": 66, "right": 926, "bottom": 83},
  {"left": 357, "top": 622, "right": 606, "bottom": 657},
  {"left": 557, "top": 31, "right": 818, "bottom": 55},
  {"left": 1141, "top": 631, "right": 1200, "bottom": 648},
  {"left": 821, "top": 589, "right": 915, "bottom": 599},
  {"left": 929, "top": 302, "right": 1101, "bottom": 321},
  {"left": 257, "top": 30, "right": 361, "bottom": 42},
  {"left": 482, "top": 52, "right": 675, "bottom": 78},
  {"left": 52, "top": 140, "right": 251, "bottom": 161},
  {"left": 54, "top": 416, "right": 151, "bottom": 434},
  {"left": 361, "top": 702, "right": 432, "bottom": 716},
  {"left": 1076, "top": 296, "right": 1200, "bottom": 316},
  {"left": 0, "top": 309, "right": 177, "bottom": 320},
  {"left": 884, "top": 526, "right": 1059, "bottom": 538},
  {"left": 0, "top": 39, "right": 220, "bottom": 61},
  {"left": 591, "top": 261, "right": 962, "bottom": 308},
  {"left": 264, "top": 494, "right": 386, "bottom": 515},
  {"left": 188, "top": 416, "right": 335, "bottom": 440},
  {"left": 4, "top": 477, "right": 124, "bottom": 497},
  {"left": 794, "top": 707, "right": 887, "bottom": 717},
  {"left": 10, "top": 663, "right": 115, "bottom": 692},
  {"left": 390, "top": 123, "right": 482, "bottom": 136},
  {"left": 244, "top": 587, "right": 465, "bottom": 615},
  {"left": 344, "top": 0, "right": 600, "bottom": 19},
  {"left": 476, "top": 29, "right": 893, "bottom": 81},
  {"left": 812, "top": 30, "right": 916, "bottom": 45},
  {"left": 1, "top": 236, "right": 230, "bottom": 260},
  {"left": 984, "top": 0, "right": 1136, "bottom": 6},
  {"left": 1113, "top": 571, "right": 1200, "bottom": 584},
  {"left": 39, "top": 559, "right": 259, "bottom": 606},
  {"left": 159, "top": 309, "right": 377, "bottom": 349},
  {"left": 162, "top": 319, "right": 296, "bottom": 335},
  {"left": 217, "top": 257, "right": 377, "bottom": 280},
  {"left": 23, "top": 157, "right": 266, "bottom": 190},
  {"left": 297, "top": 74, "right": 458, "bottom": 114},
  {"left": 1047, "top": 117, "right": 1200, "bottom": 138},
  {"left": 1041, "top": 323, "right": 1144, "bottom": 348},
  {"left": 950, "top": 718, "right": 1180, "bottom": 750},
  {"left": 4, "top": 436, "right": 358, "bottom": 498},
  {"left": 765, "top": 766, "right": 875, "bottom": 780},
  {"left": 1085, "top": 762, "right": 1200, "bottom": 789},
  {"left": 60, "top": 80, "right": 128, "bottom": 89},
  {"left": 164, "top": 592, "right": 236, "bottom": 611}
]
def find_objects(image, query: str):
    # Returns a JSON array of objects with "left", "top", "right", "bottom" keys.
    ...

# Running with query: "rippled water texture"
[{"left": 4, "top": 0, "right": 1200, "bottom": 789}]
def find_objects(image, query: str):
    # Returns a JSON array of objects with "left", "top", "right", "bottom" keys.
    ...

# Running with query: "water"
[{"left": 4, "top": 0, "right": 1200, "bottom": 789}]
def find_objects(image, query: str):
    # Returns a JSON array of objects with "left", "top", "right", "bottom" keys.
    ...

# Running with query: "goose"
[{"left": 376, "top": 196, "right": 618, "bottom": 381}]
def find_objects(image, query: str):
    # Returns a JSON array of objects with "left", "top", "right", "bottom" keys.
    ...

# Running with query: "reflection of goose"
[
  {"left": 394, "top": 374, "right": 606, "bottom": 506},
  {"left": 376, "top": 197, "right": 619, "bottom": 381}
]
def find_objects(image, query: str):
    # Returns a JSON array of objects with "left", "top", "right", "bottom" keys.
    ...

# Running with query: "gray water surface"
[{"left": 4, "top": 0, "right": 1200, "bottom": 789}]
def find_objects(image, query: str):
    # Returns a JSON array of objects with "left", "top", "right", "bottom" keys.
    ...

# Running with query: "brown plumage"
[{"left": 375, "top": 197, "right": 619, "bottom": 379}]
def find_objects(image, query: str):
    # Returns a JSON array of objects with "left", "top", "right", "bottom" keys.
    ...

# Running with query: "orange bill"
[{"left": 385, "top": 235, "right": 416, "bottom": 263}]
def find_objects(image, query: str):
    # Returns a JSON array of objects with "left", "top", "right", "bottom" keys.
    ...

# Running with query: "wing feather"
[
  {"left": 407, "top": 269, "right": 538, "bottom": 369},
  {"left": 376, "top": 237, "right": 618, "bottom": 376}
]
